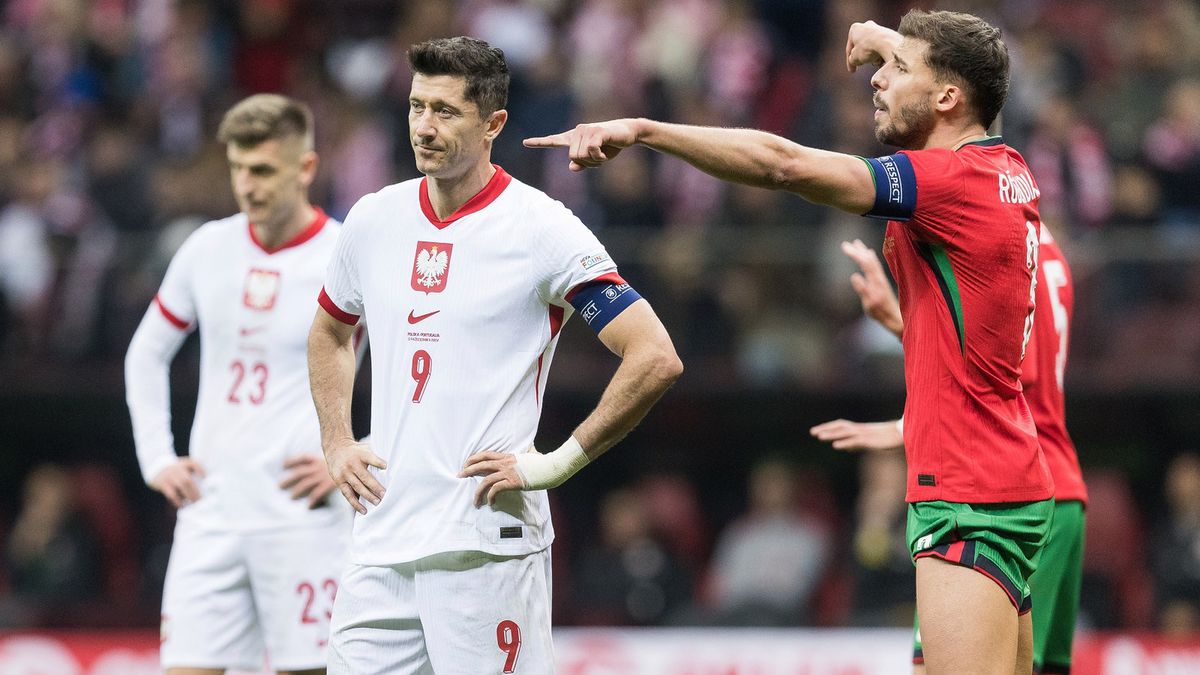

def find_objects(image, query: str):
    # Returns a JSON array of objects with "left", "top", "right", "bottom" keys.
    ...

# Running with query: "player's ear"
[
  {"left": 935, "top": 84, "right": 962, "bottom": 114},
  {"left": 484, "top": 109, "right": 508, "bottom": 141},
  {"left": 298, "top": 149, "right": 319, "bottom": 187}
]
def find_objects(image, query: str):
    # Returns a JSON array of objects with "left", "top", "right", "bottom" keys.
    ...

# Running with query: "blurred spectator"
[
  {"left": 1142, "top": 78, "right": 1200, "bottom": 233},
  {"left": 572, "top": 487, "right": 694, "bottom": 626},
  {"left": 1025, "top": 92, "right": 1113, "bottom": 233},
  {"left": 0, "top": 464, "right": 103, "bottom": 626},
  {"left": 0, "top": 156, "right": 60, "bottom": 354},
  {"left": 1108, "top": 163, "right": 1162, "bottom": 228},
  {"left": 1153, "top": 452, "right": 1200, "bottom": 630},
  {"left": 706, "top": 457, "right": 831, "bottom": 625}
]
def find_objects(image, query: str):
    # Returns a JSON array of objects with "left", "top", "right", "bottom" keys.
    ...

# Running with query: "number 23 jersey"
[
  {"left": 150, "top": 209, "right": 348, "bottom": 531},
  {"left": 320, "top": 166, "right": 620, "bottom": 566}
]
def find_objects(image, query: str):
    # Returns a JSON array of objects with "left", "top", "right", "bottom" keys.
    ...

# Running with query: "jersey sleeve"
[
  {"left": 320, "top": 196, "right": 369, "bottom": 324},
  {"left": 861, "top": 148, "right": 964, "bottom": 244},
  {"left": 153, "top": 228, "right": 204, "bottom": 328},
  {"left": 531, "top": 199, "right": 621, "bottom": 305}
]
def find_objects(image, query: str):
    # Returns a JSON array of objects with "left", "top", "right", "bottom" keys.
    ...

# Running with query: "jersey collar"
[
  {"left": 954, "top": 135, "right": 1005, "bottom": 151},
  {"left": 419, "top": 164, "right": 513, "bottom": 230},
  {"left": 248, "top": 206, "right": 329, "bottom": 254}
]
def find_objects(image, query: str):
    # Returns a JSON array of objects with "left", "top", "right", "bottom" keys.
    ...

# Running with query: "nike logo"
[
  {"left": 407, "top": 309, "right": 440, "bottom": 324},
  {"left": 239, "top": 326, "right": 268, "bottom": 337}
]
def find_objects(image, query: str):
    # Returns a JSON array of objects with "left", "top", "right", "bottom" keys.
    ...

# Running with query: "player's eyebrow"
[{"left": 893, "top": 52, "right": 909, "bottom": 69}]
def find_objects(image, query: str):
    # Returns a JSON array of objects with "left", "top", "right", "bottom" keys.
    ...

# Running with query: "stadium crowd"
[{"left": 0, "top": 0, "right": 1198, "bottom": 636}]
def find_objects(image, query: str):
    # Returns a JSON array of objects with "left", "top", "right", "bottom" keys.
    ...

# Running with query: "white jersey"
[
  {"left": 320, "top": 166, "right": 619, "bottom": 565},
  {"left": 127, "top": 209, "right": 350, "bottom": 531}
]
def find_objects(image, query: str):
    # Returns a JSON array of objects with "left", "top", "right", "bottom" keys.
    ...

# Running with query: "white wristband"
[{"left": 514, "top": 436, "right": 590, "bottom": 490}]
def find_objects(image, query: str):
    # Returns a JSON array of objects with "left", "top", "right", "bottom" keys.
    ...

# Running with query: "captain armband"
[
  {"left": 859, "top": 153, "right": 917, "bottom": 221},
  {"left": 567, "top": 275, "right": 643, "bottom": 334}
]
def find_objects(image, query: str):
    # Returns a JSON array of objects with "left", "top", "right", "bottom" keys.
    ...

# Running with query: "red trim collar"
[
  {"left": 419, "top": 165, "right": 512, "bottom": 229},
  {"left": 249, "top": 206, "right": 329, "bottom": 254}
]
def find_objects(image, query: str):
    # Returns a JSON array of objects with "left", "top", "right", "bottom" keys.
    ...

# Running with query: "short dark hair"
[
  {"left": 217, "top": 94, "right": 314, "bottom": 150},
  {"left": 898, "top": 9, "right": 1009, "bottom": 130},
  {"left": 408, "top": 36, "right": 509, "bottom": 115}
]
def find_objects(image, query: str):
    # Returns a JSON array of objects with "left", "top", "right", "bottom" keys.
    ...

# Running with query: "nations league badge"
[
  {"left": 411, "top": 241, "right": 454, "bottom": 294},
  {"left": 243, "top": 268, "right": 281, "bottom": 310}
]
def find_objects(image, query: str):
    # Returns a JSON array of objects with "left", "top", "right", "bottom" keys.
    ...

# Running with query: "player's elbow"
[
  {"left": 644, "top": 342, "right": 684, "bottom": 390},
  {"left": 765, "top": 156, "right": 805, "bottom": 191}
]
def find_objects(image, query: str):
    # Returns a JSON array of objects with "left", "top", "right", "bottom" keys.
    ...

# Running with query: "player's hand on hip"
[
  {"left": 150, "top": 458, "right": 206, "bottom": 508},
  {"left": 523, "top": 119, "right": 638, "bottom": 172},
  {"left": 280, "top": 454, "right": 338, "bottom": 508},
  {"left": 460, "top": 450, "right": 528, "bottom": 507},
  {"left": 841, "top": 239, "right": 903, "bottom": 336},
  {"left": 324, "top": 440, "right": 387, "bottom": 515},
  {"left": 810, "top": 418, "right": 904, "bottom": 452}
]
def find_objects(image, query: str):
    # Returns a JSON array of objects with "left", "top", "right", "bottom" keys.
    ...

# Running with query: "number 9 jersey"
[{"left": 319, "top": 166, "right": 622, "bottom": 566}]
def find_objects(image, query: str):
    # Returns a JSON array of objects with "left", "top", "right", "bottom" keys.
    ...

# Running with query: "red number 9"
[
  {"left": 411, "top": 350, "right": 431, "bottom": 403},
  {"left": 496, "top": 619, "right": 521, "bottom": 673}
]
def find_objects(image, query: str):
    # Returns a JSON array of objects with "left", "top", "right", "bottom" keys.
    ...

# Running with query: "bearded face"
[{"left": 874, "top": 95, "right": 936, "bottom": 149}]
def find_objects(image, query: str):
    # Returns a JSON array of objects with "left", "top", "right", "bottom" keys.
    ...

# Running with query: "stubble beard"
[{"left": 874, "top": 99, "right": 936, "bottom": 150}]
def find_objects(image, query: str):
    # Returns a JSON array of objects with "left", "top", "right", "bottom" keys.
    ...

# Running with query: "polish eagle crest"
[{"left": 411, "top": 241, "right": 453, "bottom": 293}]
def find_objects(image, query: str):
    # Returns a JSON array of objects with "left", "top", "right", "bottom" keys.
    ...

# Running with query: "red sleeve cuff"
[
  {"left": 155, "top": 295, "right": 191, "bottom": 330},
  {"left": 564, "top": 272, "right": 626, "bottom": 303},
  {"left": 318, "top": 288, "right": 360, "bottom": 325}
]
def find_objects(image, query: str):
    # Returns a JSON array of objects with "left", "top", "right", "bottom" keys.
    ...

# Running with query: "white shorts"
[
  {"left": 328, "top": 548, "right": 554, "bottom": 675},
  {"left": 160, "top": 520, "right": 349, "bottom": 671}
]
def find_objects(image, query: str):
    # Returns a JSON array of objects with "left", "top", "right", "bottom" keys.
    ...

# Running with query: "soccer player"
[
  {"left": 812, "top": 233, "right": 1087, "bottom": 675},
  {"left": 307, "top": 37, "right": 682, "bottom": 674},
  {"left": 527, "top": 10, "right": 1052, "bottom": 674},
  {"left": 126, "top": 94, "right": 347, "bottom": 675}
]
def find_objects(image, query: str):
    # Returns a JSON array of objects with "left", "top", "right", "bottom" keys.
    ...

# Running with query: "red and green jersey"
[
  {"left": 862, "top": 138, "right": 1053, "bottom": 504},
  {"left": 1022, "top": 228, "right": 1087, "bottom": 504}
]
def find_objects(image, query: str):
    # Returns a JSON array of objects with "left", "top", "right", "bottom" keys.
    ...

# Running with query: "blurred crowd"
[
  {"left": 1, "top": 0, "right": 1199, "bottom": 634},
  {"left": 0, "top": 0, "right": 1198, "bottom": 388}
]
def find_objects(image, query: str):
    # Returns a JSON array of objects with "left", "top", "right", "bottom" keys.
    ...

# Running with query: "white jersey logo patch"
[
  {"left": 411, "top": 241, "right": 453, "bottom": 294},
  {"left": 243, "top": 268, "right": 280, "bottom": 311}
]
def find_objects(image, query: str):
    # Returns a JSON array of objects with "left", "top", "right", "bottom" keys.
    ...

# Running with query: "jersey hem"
[
  {"left": 906, "top": 487, "right": 1055, "bottom": 504},
  {"left": 349, "top": 538, "right": 554, "bottom": 567}
]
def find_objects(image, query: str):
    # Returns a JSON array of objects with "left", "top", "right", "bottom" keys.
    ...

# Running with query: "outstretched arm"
[
  {"left": 811, "top": 418, "right": 904, "bottom": 452},
  {"left": 308, "top": 308, "right": 386, "bottom": 514},
  {"left": 525, "top": 119, "right": 877, "bottom": 216},
  {"left": 461, "top": 300, "right": 683, "bottom": 506},
  {"left": 842, "top": 239, "right": 903, "bottom": 338}
]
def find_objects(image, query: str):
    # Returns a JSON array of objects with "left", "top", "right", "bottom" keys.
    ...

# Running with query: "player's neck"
[
  {"left": 425, "top": 162, "right": 497, "bottom": 220},
  {"left": 253, "top": 202, "right": 316, "bottom": 250},
  {"left": 920, "top": 123, "right": 992, "bottom": 151}
]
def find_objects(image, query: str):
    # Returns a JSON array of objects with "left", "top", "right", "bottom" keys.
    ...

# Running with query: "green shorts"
[
  {"left": 1030, "top": 499, "right": 1085, "bottom": 673},
  {"left": 907, "top": 498, "right": 1053, "bottom": 613},
  {"left": 909, "top": 499, "right": 1076, "bottom": 668}
]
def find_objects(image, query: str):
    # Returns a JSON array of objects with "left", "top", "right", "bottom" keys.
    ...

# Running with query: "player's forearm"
[
  {"left": 631, "top": 119, "right": 872, "bottom": 212},
  {"left": 571, "top": 338, "right": 683, "bottom": 460},
  {"left": 634, "top": 119, "right": 807, "bottom": 190},
  {"left": 307, "top": 320, "right": 358, "bottom": 449},
  {"left": 125, "top": 309, "right": 188, "bottom": 483}
]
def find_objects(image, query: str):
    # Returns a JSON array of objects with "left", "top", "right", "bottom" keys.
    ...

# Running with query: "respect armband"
[
  {"left": 567, "top": 275, "right": 642, "bottom": 333},
  {"left": 860, "top": 153, "right": 916, "bottom": 221}
]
